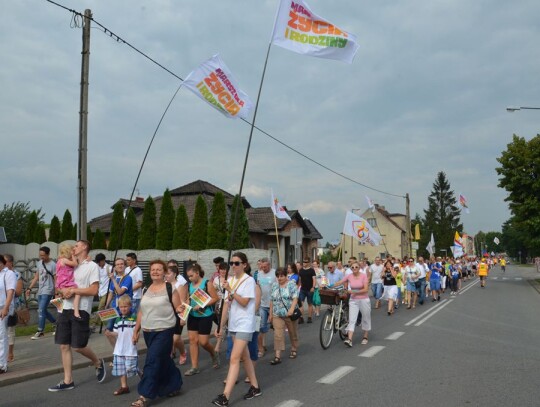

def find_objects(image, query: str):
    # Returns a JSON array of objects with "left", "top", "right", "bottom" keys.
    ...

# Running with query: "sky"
[{"left": 2, "top": 0, "right": 540, "bottom": 245}]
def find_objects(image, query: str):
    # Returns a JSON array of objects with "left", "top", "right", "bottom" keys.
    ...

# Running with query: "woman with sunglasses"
[
  {"left": 329, "top": 261, "right": 371, "bottom": 346},
  {"left": 380, "top": 260, "right": 398, "bottom": 315},
  {"left": 268, "top": 267, "right": 299, "bottom": 364},
  {"left": 212, "top": 252, "right": 261, "bottom": 407}
]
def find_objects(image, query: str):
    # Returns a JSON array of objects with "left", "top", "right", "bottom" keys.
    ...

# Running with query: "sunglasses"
[
  {"left": 351, "top": 266, "right": 360, "bottom": 269},
  {"left": 229, "top": 261, "right": 243, "bottom": 266}
]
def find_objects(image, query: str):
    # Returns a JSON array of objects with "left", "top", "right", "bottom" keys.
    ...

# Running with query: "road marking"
[
  {"left": 502, "top": 277, "right": 508, "bottom": 280},
  {"left": 385, "top": 331, "right": 405, "bottom": 340},
  {"left": 275, "top": 401, "right": 303, "bottom": 407},
  {"left": 515, "top": 278, "right": 522, "bottom": 281},
  {"left": 492, "top": 277, "right": 499, "bottom": 280},
  {"left": 316, "top": 366, "right": 355, "bottom": 384},
  {"left": 358, "top": 345, "right": 385, "bottom": 358},
  {"left": 458, "top": 279, "right": 479, "bottom": 294},
  {"left": 415, "top": 299, "right": 453, "bottom": 326},
  {"left": 405, "top": 299, "right": 448, "bottom": 326}
]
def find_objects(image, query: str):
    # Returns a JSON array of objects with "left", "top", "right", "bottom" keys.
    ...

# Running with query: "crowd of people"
[{"left": 0, "top": 240, "right": 506, "bottom": 406}]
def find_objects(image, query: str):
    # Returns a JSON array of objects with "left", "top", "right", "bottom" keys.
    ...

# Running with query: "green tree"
[
  {"left": 189, "top": 195, "right": 208, "bottom": 251},
  {"left": 474, "top": 231, "right": 486, "bottom": 257},
  {"left": 496, "top": 134, "right": 540, "bottom": 255},
  {"left": 34, "top": 223, "right": 47, "bottom": 244},
  {"left": 60, "top": 210, "right": 73, "bottom": 241},
  {"left": 172, "top": 204, "right": 190, "bottom": 249},
  {"left": 92, "top": 228, "right": 107, "bottom": 250},
  {"left": 71, "top": 222, "right": 77, "bottom": 240},
  {"left": 156, "top": 189, "right": 175, "bottom": 250},
  {"left": 501, "top": 217, "right": 528, "bottom": 261},
  {"left": 86, "top": 224, "right": 93, "bottom": 243},
  {"left": 227, "top": 195, "right": 250, "bottom": 250},
  {"left": 49, "top": 216, "right": 61, "bottom": 243},
  {"left": 422, "top": 172, "right": 462, "bottom": 257},
  {"left": 0, "top": 202, "right": 43, "bottom": 244},
  {"left": 108, "top": 202, "right": 124, "bottom": 251},
  {"left": 122, "top": 207, "right": 139, "bottom": 250},
  {"left": 139, "top": 196, "right": 157, "bottom": 250},
  {"left": 484, "top": 231, "right": 503, "bottom": 254},
  {"left": 207, "top": 192, "right": 228, "bottom": 249},
  {"left": 24, "top": 210, "right": 39, "bottom": 244}
]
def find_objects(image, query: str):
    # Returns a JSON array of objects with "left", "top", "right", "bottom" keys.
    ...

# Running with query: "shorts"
[
  {"left": 259, "top": 306, "right": 270, "bottom": 333},
  {"left": 298, "top": 289, "right": 313, "bottom": 305},
  {"left": 406, "top": 281, "right": 417, "bottom": 292},
  {"left": 174, "top": 316, "right": 183, "bottom": 335},
  {"left": 430, "top": 280, "right": 441, "bottom": 291},
  {"left": 187, "top": 314, "right": 214, "bottom": 335},
  {"left": 227, "top": 331, "right": 258, "bottom": 361},
  {"left": 55, "top": 309, "right": 91, "bottom": 349},
  {"left": 112, "top": 355, "right": 139, "bottom": 377}
]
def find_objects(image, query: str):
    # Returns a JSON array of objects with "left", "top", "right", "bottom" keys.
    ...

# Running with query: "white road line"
[
  {"left": 405, "top": 299, "right": 448, "bottom": 326},
  {"left": 358, "top": 345, "right": 385, "bottom": 358},
  {"left": 492, "top": 277, "right": 499, "bottom": 280},
  {"left": 275, "top": 401, "right": 303, "bottom": 407},
  {"left": 316, "top": 366, "right": 355, "bottom": 384},
  {"left": 414, "top": 299, "right": 453, "bottom": 326},
  {"left": 502, "top": 277, "right": 508, "bottom": 280},
  {"left": 515, "top": 278, "right": 522, "bottom": 281},
  {"left": 458, "top": 279, "right": 479, "bottom": 294},
  {"left": 385, "top": 331, "right": 405, "bottom": 340}
]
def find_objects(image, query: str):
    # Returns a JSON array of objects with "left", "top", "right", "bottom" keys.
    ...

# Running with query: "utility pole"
[
  {"left": 77, "top": 9, "right": 91, "bottom": 240},
  {"left": 405, "top": 193, "right": 411, "bottom": 258}
]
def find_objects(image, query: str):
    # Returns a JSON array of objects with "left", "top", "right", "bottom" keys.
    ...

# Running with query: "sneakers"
[
  {"left": 96, "top": 359, "right": 106, "bottom": 383},
  {"left": 31, "top": 331, "right": 44, "bottom": 340},
  {"left": 48, "top": 381, "right": 75, "bottom": 392},
  {"left": 307, "top": 317, "right": 313, "bottom": 324},
  {"left": 184, "top": 367, "right": 200, "bottom": 376},
  {"left": 212, "top": 394, "right": 229, "bottom": 406},
  {"left": 0, "top": 367, "right": 7, "bottom": 374},
  {"left": 243, "top": 385, "right": 262, "bottom": 400},
  {"left": 344, "top": 339, "right": 352, "bottom": 347}
]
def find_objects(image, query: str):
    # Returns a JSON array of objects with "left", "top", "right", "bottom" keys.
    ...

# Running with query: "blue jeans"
[
  {"left": 372, "top": 283, "right": 383, "bottom": 300},
  {"left": 37, "top": 294, "right": 56, "bottom": 332},
  {"left": 417, "top": 278, "right": 426, "bottom": 304},
  {"left": 131, "top": 299, "right": 141, "bottom": 315}
]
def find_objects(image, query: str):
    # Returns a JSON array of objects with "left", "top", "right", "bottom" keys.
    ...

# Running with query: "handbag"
[
  {"left": 16, "top": 304, "right": 31, "bottom": 326},
  {"left": 278, "top": 284, "right": 301, "bottom": 321}
]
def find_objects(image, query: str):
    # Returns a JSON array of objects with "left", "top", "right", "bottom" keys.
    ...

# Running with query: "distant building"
[
  {"left": 341, "top": 204, "right": 407, "bottom": 262},
  {"left": 88, "top": 180, "right": 322, "bottom": 266}
]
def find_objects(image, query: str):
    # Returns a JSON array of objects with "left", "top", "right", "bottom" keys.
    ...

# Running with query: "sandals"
[
  {"left": 361, "top": 338, "right": 369, "bottom": 345},
  {"left": 184, "top": 367, "right": 200, "bottom": 376},
  {"left": 167, "top": 389, "right": 181, "bottom": 398},
  {"left": 212, "top": 352, "right": 220, "bottom": 369},
  {"left": 130, "top": 396, "right": 147, "bottom": 407},
  {"left": 270, "top": 357, "right": 282, "bottom": 365},
  {"left": 179, "top": 352, "right": 187, "bottom": 365},
  {"left": 289, "top": 350, "right": 297, "bottom": 359},
  {"left": 114, "top": 387, "right": 130, "bottom": 396}
]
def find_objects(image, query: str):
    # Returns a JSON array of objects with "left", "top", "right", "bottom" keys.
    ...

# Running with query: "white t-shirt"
[
  {"left": 98, "top": 263, "right": 111, "bottom": 297},
  {"left": 226, "top": 274, "right": 256, "bottom": 333},
  {"left": 0, "top": 268, "right": 17, "bottom": 315},
  {"left": 370, "top": 264, "right": 384, "bottom": 284},
  {"left": 127, "top": 266, "right": 143, "bottom": 299},
  {"left": 416, "top": 262, "right": 428, "bottom": 279},
  {"left": 63, "top": 260, "right": 99, "bottom": 315},
  {"left": 175, "top": 274, "right": 187, "bottom": 290},
  {"left": 257, "top": 270, "right": 276, "bottom": 308}
]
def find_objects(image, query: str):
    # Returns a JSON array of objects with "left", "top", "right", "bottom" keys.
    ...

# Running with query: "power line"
[{"left": 44, "top": 0, "right": 405, "bottom": 199}]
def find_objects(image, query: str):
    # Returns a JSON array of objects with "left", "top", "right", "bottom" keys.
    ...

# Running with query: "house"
[
  {"left": 341, "top": 204, "right": 408, "bottom": 263},
  {"left": 88, "top": 180, "right": 322, "bottom": 266}
]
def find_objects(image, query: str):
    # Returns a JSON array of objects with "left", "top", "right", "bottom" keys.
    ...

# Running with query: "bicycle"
[{"left": 319, "top": 288, "right": 349, "bottom": 349}]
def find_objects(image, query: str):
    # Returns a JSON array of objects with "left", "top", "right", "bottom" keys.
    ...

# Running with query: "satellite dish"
[{"left": 0, "top": 227, "right": 6, "bottom": 243}]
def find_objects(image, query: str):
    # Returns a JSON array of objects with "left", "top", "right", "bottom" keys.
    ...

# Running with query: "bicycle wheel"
[
  {"left": 338, "top": 305, "right": 349, "bottom": 340},
  {"left": 319, "top": 309, "right": 334, "bottom": 349}
]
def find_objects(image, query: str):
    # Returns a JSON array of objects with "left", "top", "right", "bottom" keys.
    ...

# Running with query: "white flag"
[
  {"left": 183, "top": 54, "right": 253, "bottom": 119},
  {"left": 270, "top": 0, "right": 359, "bottom": 64},
  {"left": 493, "top": 237, "right": 500, "bottom": 245},
  {"left": 342, "top": 211, "right": 381, "bottom": 246},
  {"left": 271, "top": 189, "right": 291, "bottom": 220},
  {"left": 365, "top": 196, "right": 375, "bottom": 212},
  {"left": 426, "top": 233, "right": 435, "bottom": 256}
]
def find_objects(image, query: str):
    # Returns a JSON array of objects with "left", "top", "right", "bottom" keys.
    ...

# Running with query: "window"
[{"left": 367, "top": 218, "right": 377, "bottom": 228}]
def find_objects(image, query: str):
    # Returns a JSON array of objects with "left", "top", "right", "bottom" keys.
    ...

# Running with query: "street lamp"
[{"left": 506, "top": 106, "right": 540, "bottom": 112}]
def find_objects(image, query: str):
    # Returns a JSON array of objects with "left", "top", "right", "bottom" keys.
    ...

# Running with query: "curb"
[{"left": 527, "top": 278, "right": 540, "bottom": 295}]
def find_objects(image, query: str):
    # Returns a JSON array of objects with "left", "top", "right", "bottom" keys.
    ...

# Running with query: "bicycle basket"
[{"left": 319, "top": 289, "right": 339, "bottom": 305}]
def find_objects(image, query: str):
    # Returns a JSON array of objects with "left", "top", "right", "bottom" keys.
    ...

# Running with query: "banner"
[
  {"left": 458, "top": 193, "right": 470, "bottom": 214},
  {"left": 342, "top": 211, "right": 381, "bottom": 246},
  {"left": 271, "top": 0, "right": 359, "bottom": 64},
  {"left": 426, "top": 233, "right": 435, "bottom": 256},
  {"left": 97, "top": 308, "right": 119, "bottom": 322},
  {"left": 493, "top": 237, "right": 500, "bottom": 245},
  {"left": 183, "top": 54, "right": 253, "bottom": 119},
  {"left": 365, "top": 196, "right": 375, "bottom": 212},
  {"left": 271, "top": 189, "right": 292, "bottom": 220}
]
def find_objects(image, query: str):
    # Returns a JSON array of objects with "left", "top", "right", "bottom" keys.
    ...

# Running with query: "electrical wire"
[{"left": 44, "top": 0, "right": 405, "bottom": 199}]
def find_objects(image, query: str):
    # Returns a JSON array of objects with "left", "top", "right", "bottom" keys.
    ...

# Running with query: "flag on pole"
[
  {"left": 271, "top": 189, "right": 291, "bottom": 220},
  {"left": 342, "top": 211, "right": 381, "bottom": 246},
  {"left": 365, "top": 196, "right": 375, "bottom": 212},
  {"left": 493, "top": 237, "right": 500, "bottom": 245},
  {"left": 183, "top": 54, "right": 253, "bottom": 119},
  {"left": 426, "top": 233, "right": 435, "bottom": 256},
  {"left": 453, "top": 231, "right": 464, "bottom": 257},
  {"left": 270, "top": 0, "right": 360, "bottom": 64},
  {"left": 414, "top": 224, "right": 420, "bottom": 241},
  {"left": 458, "top": 193, "right": 470, "bottom": 214}
]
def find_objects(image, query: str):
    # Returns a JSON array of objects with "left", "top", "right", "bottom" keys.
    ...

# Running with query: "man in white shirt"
[
  {"left": 49, "top": 240, "right": 106, "bottom": 392},
  {"left": 125, "top": 253, "right": 143, "bottom": 314},
  {"left": 369, "top": 257, "right": 384, "bottom": 309},
  {"left": 90, "top": 253, "right": 111, "bottom": 333},
  {"left": 256, "top": 258, "right": 275, "bottom": 356},
  {"left": 415, "top": 257, "right": 429, "bottom": 305},
  {"left": 0, "top": 255, "right": 16, "bottom": 373}
]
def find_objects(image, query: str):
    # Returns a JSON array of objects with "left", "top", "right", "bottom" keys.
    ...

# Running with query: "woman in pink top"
[{"left": 330, "top": 261, "right": 371, "bottom": 347}]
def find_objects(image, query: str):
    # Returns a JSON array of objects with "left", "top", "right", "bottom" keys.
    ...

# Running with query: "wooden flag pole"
[{"left": 273, "top": 214, "right": 282, "bottom": 267}]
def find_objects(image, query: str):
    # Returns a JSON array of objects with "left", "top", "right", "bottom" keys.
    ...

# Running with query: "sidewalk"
[{"left": 0, "top": 330, "right": 149, "bottom": 388}]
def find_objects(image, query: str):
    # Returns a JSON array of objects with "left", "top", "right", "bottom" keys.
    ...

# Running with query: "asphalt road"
[{"left": 3, "top": 264, "right": 539, "bottom": 407}]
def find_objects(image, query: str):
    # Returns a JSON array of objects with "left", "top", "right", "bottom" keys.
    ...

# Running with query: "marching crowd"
[{"left": 0, "top": 240, "right": 499, "bottom": 406}]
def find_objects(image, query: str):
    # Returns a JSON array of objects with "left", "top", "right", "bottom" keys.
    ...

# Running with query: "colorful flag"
[
  {"left": 270, "top": 0, "right": 359, "bottom": 64},
  {"left": 426, "top": 233, "right": 435, "bottom": 256},
  {"left": 493, "top": 237, "right": 500, "bottom": 245},
  {"left": 365, "top": 196, "right": 375, "bottom": 212},
  {"left": 183, "top": 54, "right": 253, "bottom": 119},
  {"left": 271, "top": 189, "right": 292, "bottom": 220},
  {"left": 454, "top": 231, "right": 464, "bottom": 248},
  {"left": 458, "top": 193, "right": 470, "bottom": 214},
  {"left": 414, "top": 224, "right": 421, "bottom": 241},
  {"left": 342, "top": 211, "right": 381, "bottom": 246},
  {"left": 453, "top": 231, "right": 464, "bottom": 257}
]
